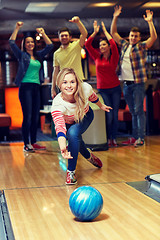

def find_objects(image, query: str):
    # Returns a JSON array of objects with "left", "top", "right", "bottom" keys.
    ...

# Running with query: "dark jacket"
[{"left": 9, "top": 40, "right": 53, "bottom": 86}]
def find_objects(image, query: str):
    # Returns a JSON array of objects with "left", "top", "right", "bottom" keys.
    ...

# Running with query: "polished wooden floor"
[{"left": 0, "top": 136, "right": 160, "bottom": 240}]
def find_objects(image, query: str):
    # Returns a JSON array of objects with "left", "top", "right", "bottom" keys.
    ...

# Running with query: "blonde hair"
[{"left": 56, "top": 68, "right": 86, "bottom": 122}]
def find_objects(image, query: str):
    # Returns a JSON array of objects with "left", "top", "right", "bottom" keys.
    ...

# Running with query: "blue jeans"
[
  {"left": 19, "top": 83, "right": 40, "bottom": 145},
  {"left": 123, "top": 82, "right": 145, "bottom": 139},
  {"left": 98, "top": 85, "right": 121, "bottom": 140},
  {"left": 66, "top": 107, "right": 94, "bottom": 171}
]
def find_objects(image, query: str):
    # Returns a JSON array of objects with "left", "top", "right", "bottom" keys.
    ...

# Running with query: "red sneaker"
[
  {"left": 122, "top": 137, "right": 136, "bottom": 145},
  {"left": 88, "top": 153, "right": 103, "bottom": 168},
  {"left": 108, "top": 139, "right": 112, "bottom": 147},
  {"left": 65, "top": 170, "right": 77, "bottom": 185},
  {"left": 32, "top": 143, "right": 46, "bottom": 150},
  {"left": 112, "top": 139, "right": 118, "bottom": 147}
]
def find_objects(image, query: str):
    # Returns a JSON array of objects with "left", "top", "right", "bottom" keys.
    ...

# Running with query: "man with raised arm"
[
  {"left": 51, "top": 16, "right": 88, "bottom": 98},
  {"left": 110, "top": 5, "right": 157, "bottom": 147}
]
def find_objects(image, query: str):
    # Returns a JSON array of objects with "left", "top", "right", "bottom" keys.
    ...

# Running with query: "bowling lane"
[{"left": 4, "top": 183, "right": 160, "bottom": 240}]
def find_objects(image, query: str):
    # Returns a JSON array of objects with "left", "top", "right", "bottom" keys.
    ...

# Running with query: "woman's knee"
[{"left": 67, "top": 127, "right": 79, "bottom": 141}]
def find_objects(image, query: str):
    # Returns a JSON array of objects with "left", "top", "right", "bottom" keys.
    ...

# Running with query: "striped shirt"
[
  {"left": 119, "top": 39, "right": 148, "bottom": 83},
  {"left": 51, "top": 82, "right": 99, "bottom": 138}
]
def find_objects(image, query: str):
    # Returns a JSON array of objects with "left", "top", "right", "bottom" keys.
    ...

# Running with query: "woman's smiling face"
[
  {"left": 24, "top": 37, "right": 35, "bottom": 52},
  {"left": 60, "top": 73, "right": 77, "bottom": 99},
  {"left": 99, "top": 40, "right": 110, "bottom": 54}
]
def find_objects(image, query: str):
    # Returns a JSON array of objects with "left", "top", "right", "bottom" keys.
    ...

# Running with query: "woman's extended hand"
[
  {"left": 100, "top": 104, "right": 112, "bottom": 112},
  {"left": 61, "top": 148, "right": 73, "bottom": 159}
]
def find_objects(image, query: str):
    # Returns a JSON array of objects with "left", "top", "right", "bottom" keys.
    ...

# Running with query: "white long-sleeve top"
[{"left": 51, "top": 82, "right": 99, "bottom": 138}]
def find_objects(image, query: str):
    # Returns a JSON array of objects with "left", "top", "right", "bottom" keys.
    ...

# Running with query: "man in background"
[
  {"left": 110, "top": 5, "right": 157, "bottom": 147},
  {"left": 51, "top": 16, "right": 87, "bottom": 98}
]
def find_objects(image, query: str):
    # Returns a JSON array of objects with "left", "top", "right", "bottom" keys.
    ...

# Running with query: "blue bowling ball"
[{"left": 69, "top": 186, "right": 103, "bottom": 221}]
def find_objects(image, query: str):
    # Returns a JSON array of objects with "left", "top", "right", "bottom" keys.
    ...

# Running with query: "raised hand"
[
  {"left": 16, "top": 21, "right": 23, "bottom": 28},
  {"left": 93, "top": 20, "right": 100, "bottom": 34},
  {"left": 143, "top": 10, "right": 153, "bottom": 22},
  {"left": 113, "top": 5, "right": 122, "bottom": 18},
  {"left": 69, "top": 16, "right": 80, "bottom": 23},
  {"left": 36, "top": 28, "right": 45, "bottom": 35}
]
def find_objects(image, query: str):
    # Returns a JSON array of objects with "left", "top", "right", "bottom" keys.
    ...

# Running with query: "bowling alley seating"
[
  {"left": 152, "top": 90, "right": 160, "bottom": 131},
  {"left": 0, "top": 113, "right": 11, "bottom": 141},
  {"left": 118, "top": 100, "right": 132, "bottom": 134},
  {"left": 82, "top": 93, "right": 108, "bottom": 151},
  {"left": 118, "top": 96, "right": 147, "bottom": 134}
]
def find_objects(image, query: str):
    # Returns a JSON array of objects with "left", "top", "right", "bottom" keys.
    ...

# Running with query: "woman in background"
[
  {"left": 9, "top": 22, "right": 53, "bottom": 152},
  {"left": 85, "top": 21, "right": 121, "bottom": 147}
]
